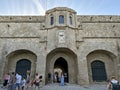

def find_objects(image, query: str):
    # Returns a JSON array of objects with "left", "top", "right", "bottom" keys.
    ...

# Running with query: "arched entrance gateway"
[
  {"left": 54, "top": 57, "right": 68, "bottom": 83},
  {"left": 46, "top": 48, "right": 77, "bottom": 84},
  {"left": 87, "top": 50, "right": 117, "bottom": 84},
  {"left": 6, "top": 49, "right": 37, "bottom": 79}
]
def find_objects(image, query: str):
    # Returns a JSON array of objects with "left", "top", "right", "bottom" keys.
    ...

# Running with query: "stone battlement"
[
  {"left": 0, "top": 15, "right": 120, "bottom": 23},
  {"left": 0, "top": 16, "right": 45, "bottom": 22}
]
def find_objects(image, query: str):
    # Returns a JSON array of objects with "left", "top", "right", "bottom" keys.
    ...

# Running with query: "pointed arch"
[
  {"left": 54, "top": 57, "right": 68, "bottom": 82},
  {"left": 46, "top": 48, "right": 77, "bottom": 84}
]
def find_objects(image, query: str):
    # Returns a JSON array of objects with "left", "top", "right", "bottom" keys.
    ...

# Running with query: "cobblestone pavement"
[{"left": 0, "top": 83, "right": 107, "bottom": 90}]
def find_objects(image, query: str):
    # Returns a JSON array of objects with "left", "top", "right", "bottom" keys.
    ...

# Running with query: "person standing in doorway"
[
  {"left": 47, "top": 72, "right": 51, "bottom": 83},
  {"left": 60, "top": 73, "right": 64, "bottom": 86},
  {"left": 53, "top": 73, "right": 57, "bottom": 83}
]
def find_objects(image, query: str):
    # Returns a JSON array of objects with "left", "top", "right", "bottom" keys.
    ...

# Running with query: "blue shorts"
[{"left": 15, "top": 83, "right": 20, "bottom": 89}]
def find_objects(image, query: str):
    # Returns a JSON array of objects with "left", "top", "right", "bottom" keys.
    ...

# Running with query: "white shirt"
[
  {"left": 21, "top": 79, "right": 26, "bottom": 86},
  {"left": 16, "top": 74, "right": 22, "bottom": 83},
  {"left": 111, "top": 79, "right": 118, "bottom": 84}
]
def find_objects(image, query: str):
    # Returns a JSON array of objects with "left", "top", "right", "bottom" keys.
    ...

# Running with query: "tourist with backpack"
[{"left": 109, "top": 76, "right": 120, "bottom": 90}]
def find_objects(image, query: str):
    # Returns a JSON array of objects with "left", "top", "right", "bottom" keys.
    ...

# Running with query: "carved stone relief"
[{"left": 58, "top": 30, "right": 65, "bottom": 43}]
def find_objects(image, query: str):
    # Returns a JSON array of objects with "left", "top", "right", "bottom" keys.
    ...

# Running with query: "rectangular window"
[
  {"left": 69, "top": 16, "right": 72, "bottom": 25},
  {"left": 50, "top": 16, "right": 54, "bottom": 25}
]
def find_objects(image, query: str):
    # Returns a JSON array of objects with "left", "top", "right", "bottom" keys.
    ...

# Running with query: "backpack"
[
  {"left": 111, "top": 81, "right": 120, "bottom": 90},
  {"left": 34, "top": 80, "right": 39, "bottom": 86}
]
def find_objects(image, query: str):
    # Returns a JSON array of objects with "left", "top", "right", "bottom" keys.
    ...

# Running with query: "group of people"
[
  {"left": 4, "top": 72, "right": 120, "bottom": 90},
  {"left": 1, "top": 72, "right": 42, "bottom": 90},
  {"left": 48, "top": 72, "right": 65, "bottom": 86},
  {"left": 107, "top": 76, "right": 120, "bottom": 90},
  {"left": 1, "top": 72, "right": 25, "bottom": 90}
]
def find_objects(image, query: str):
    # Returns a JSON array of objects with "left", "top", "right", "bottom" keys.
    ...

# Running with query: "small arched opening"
[
  {"left": 91, "top": 60, "right": 107, "bottom": 82},
  {"left": 16, "top": 59, "right": 31, "bottom": 79}
]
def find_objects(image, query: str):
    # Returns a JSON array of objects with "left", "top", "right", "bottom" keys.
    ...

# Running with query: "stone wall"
[{"left": 0, "top": 7, "right": 120, "bottom": 85}]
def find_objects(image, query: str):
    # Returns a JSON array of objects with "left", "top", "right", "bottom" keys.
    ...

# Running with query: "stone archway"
[
  {"left": 6, "top": 49, "right": 37, "bottom": 78},
  {"left": 46, "top": 48, "right": 77, "bottom": 84},
  {"left": 87, "top": 50, "right": 117, "bottom": 83},
  {"left": 54, "top": 57, "right": 68, "bottom": 83}
]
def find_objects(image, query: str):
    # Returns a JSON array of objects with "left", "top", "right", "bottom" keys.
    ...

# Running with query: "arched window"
[
  {"left": 59, "top": 15, "right": 64, "bottom": 24},
  {"left": 69, "top": 16, "right": 72, "bottom": 25},
  {"left": 50, "top": 15, "right": 54, "bottom": 25},
  {"left": 91, "top": 60, "right": 107, "bottom": 82}
]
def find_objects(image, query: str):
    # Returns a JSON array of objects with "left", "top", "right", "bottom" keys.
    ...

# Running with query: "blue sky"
[{"left": 0, "top": 0, "right": 120, "bottom": 16}]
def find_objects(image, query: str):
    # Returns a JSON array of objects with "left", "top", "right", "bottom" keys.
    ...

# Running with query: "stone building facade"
[{"left": 0, "top": 7, "right": 120, "bottom": 85}]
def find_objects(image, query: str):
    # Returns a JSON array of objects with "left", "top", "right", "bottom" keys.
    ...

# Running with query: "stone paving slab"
[
  {"left": 0, "top": 83, "right": 107, "bottom": 90},
  {"left": 41, "top": 83, "right": 107, "bottom": 90}
]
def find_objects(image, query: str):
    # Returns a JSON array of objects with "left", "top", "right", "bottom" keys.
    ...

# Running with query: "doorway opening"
[
  {"left": 91, "top": 60, "right": 107, "bottom": 82},
  {"left": 54, "top": 57, "right": 68, "bottom": 83},
  {"left": 16, "top": 59, "right": 31, "bottom": 79}
]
